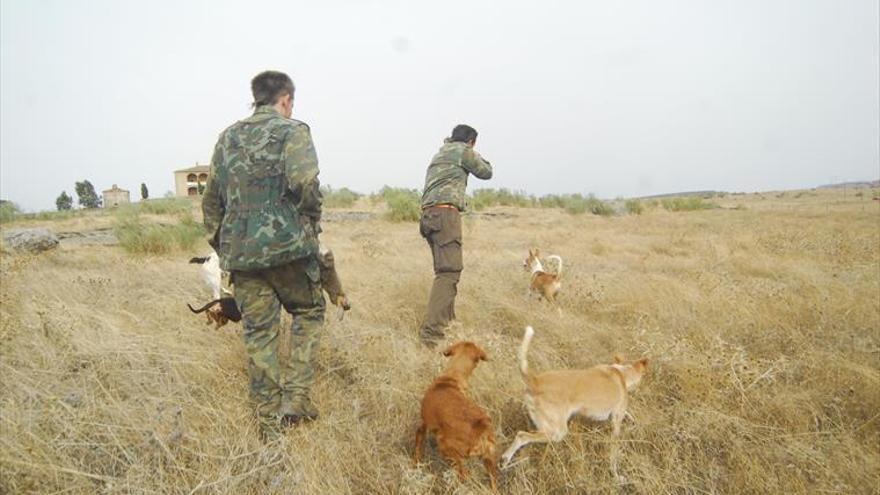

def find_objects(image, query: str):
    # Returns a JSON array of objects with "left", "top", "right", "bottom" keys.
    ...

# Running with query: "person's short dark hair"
[
  {"left": 251, "top": 71, "right": 295, "bottom": 107},
  {"left": 450, "top": 124, "right": 478, "bottom": 143}
]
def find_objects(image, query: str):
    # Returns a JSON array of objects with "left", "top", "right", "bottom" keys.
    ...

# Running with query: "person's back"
[
  {"left": 206, "top": 105, "right": 320, "bottom": 271},
  {"left": 202, "top": 70, "right": 325, "bottom": 442},
  {"left": 418, "top": 125, "right": 493, "bottom": 346},
  {"left": 421, "top": 139, "right": 493, "bottom": 212}
]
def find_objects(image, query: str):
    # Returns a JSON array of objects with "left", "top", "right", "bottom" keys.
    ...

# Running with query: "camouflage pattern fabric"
[
  {"left": 203, "top": 105, "right": 322, "bottom": 272},
  {"left": 231, "top": 257, "right": 325, "bottom": 439},
  {"left": 204, "top": 104, "right": 326, "bottom": 440},
  {"left": 420, "top": 140, "right": 493, "bottom": 211}
]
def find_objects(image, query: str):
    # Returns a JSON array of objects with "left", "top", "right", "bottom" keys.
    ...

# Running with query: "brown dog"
[
  {"left": 414, "top": 341, "right": 498, "bottom": 491},
  {"left": 501, "top": 326, "right": 648, "bottom": 480},
  {"left": 523, "top": 249, "right": 563, "bottom": 307}
]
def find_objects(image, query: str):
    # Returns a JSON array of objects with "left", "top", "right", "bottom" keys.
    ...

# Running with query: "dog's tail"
[
  {"left": 519, "top": 326, "right": 537, "bottom": 387},
  {"left": 547, "top": 255, "right": 563, "bottom": 279},
  {"left": 188, "top": 300, "right": 220, "bottom": 314},
  {"left": 189, "top": 256, "right": 210, "bottom": 264}
]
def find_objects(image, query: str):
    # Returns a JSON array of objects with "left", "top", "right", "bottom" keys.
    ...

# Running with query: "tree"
[
  {"left": 141, "top": 183, "right": 149, "bottom": 200},
  {"left": 56, "top": 191, "right": 73, "bottom": 211},
  {"left": 197, "top": 181, "right": 205, "bottom": 195},
  {"left": 74, "top": 180, "right": 102, "bottom": 209}
]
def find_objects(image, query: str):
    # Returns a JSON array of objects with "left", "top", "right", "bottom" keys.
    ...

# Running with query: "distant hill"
[
  {"left": 637, "top": 190, "right": 724, "bottom": 200},
  {"left": 817, "top": 180, "right": 880, "bottom": 189}
]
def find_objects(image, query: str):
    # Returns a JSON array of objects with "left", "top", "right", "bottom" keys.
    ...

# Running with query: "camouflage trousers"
[
  {"left": 232, "top": 256, "right": 325, "bottom": 435},
  {"left": 419, "top": 206, "right": 463, "bottom": 341}
]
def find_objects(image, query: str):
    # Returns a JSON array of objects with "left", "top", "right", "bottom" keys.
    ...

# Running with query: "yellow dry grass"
[{"left": 1, "top": 189, "right": 878, "bottom": 494}]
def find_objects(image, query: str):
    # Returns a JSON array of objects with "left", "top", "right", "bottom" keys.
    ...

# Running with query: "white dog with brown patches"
[
  {"left": 501, "top": 326, "right": 648, "bottom": 480},
  {"left": 523, "top": 249, "right": 563, "bottom": 307}
]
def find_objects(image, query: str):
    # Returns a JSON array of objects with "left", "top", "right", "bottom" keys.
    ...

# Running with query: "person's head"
[
  {"left": 449, "top": 124, "right": 478, "bottom": 146},
  {"left": 251, "top": 71, "right": 295, "bottom": 118}
]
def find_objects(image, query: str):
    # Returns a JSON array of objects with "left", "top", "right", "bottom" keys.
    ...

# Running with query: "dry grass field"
[{"left": 1, "top": 189, "right": 878, "bottom": 494}]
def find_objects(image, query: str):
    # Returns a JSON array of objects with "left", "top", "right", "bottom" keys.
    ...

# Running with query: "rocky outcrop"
[{"left": 1, "top": 227, "right": 60, "bottom": 253}]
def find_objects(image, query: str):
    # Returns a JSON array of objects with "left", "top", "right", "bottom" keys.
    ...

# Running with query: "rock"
[{"left": 1, "top": 228, "right": 60, "bottom": 253}]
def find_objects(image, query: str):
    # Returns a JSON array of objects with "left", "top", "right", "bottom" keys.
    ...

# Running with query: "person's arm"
[
  {"left": 202, "top": 140, "right": 226, "bottom": 249},
  {"left": 283, "top": 124, "right": 322, "bottom": 227},
  {"left": 461, "top": 146, "right": 493, "bottom": 180}
]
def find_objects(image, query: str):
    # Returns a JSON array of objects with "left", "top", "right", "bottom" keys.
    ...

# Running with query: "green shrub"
[
  {"left": 321, "top": 186, "right": 361, "bottom": 208},
  {"left": 538, "top": 193, "right": 613, "bottom": 216},
  {"left": 0, "top": 201, "right": 19, "bottom": 224},
  {"left": 469, "top": 188, "right": 534, "bottom": 210},
  {"left": 114, "top": 211, "right": 205, "bottom": 254},
  {"left": 661, "top": 197, "right": 716, "bottom": 211},
  {"left": 625, "top": 199, "right": 644, "bottom": 215},
  {"left": 381, "top": 187, "right": 421, "bottom": 222}
]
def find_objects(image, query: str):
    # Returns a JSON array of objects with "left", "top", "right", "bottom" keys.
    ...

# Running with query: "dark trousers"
[{"left": 419, "top": 206, "right": 463, "bottom": 339}]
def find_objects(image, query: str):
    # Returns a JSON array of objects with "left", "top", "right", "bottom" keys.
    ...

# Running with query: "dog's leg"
[
  {"left": 501, "top": 430, "right": 551, "bottom": 467},
  {"left": 413, "top": 423, "right": 427, "bottom": 466},
  {"left": 452, "top": 457, "right": 469, "bottom": 481},
  {"left": 610, "top": 410, "right": 625, "bottom": 483},
  {"left": 483, "top": 453, "right": 498, "bottom": 491}
]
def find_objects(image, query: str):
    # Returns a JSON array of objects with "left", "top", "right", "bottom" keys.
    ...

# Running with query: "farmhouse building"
[
  {"left": 103, "top": 184, "right": 130, "bottom": 207},
  {"left": 174, "top": 164, "right": 210, "bottom": 197}
]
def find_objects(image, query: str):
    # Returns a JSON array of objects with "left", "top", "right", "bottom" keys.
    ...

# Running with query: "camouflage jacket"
[
  {"left": 203, "top": 105, "right": 322, "bottom": 272},
  {"left": 420, "top": 140, "right": 493, "bottom": 211}
]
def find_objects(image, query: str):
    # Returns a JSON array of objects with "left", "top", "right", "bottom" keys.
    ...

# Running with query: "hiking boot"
[
  {"left": 281, "top": 396, "right": 319, "bottom": 427},
  {"left": 419, "top": 330, "right": 444, "bottom": 348}
]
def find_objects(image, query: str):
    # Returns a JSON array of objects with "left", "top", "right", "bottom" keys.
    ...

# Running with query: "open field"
[{"left": 1, "top": 189, "right": 878, "bottom": 494}]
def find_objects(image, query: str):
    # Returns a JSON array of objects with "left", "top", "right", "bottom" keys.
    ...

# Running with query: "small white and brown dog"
[
  {"left": 523, "top": 249, "right": 563, "bottom": 306},
  {"left": 501, "top": 326, "right": 648, "bottom": 480}
]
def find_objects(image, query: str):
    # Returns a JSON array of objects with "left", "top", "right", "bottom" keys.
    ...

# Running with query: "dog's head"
[
  {"left": 442, "top": 341, "right": 489, "bottom": 376},
  {"left": 612, "top": 354, "right": 649, "bottom": 390},
  {"left": 523, "top": 248, "right": 540, "bottom": 271}
]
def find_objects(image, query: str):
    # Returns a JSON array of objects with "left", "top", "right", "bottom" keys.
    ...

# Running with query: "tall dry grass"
[{"left": 0, "top": 189, "right": 877, "bottom": 494}]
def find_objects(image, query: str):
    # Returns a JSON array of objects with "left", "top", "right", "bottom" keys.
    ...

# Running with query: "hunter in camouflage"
[
  {"left": 203, "top": 70, "right": 327, "bottom": 441},
  {"left": 419, "top": 125, "right": 493, "bottom": 346}
]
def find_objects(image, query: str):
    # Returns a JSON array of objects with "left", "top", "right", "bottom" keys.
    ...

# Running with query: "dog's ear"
[
  {"left": 634, "top": 357, "right": 649, "bottom": 372},
  {"left": 534, "top": 248, "right": 540, "bottom": 257},
  {"left": 613, "top": 353, "right": 625, "bottom": 364}
]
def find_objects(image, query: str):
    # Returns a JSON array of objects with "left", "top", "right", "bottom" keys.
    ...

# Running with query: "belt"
[{"left": 423, "top": 203, "right": 459, "bottom": 211}]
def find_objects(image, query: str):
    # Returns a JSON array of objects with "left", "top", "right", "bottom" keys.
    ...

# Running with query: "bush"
[
  {"left": 469, "top": 188, "right": 534, "bottom": 210},
  {"left": 321, "top": 186, "right": 361, "bottom": 208},
  {"left": 538, "top": 193, "right": 613, "bottom": 216},
  {"left": 381, "top": 187, "right": 421, "bottom": 222},
  {"left": 114, "top": 211, "right": 205, "bottom": 254},
  {"left": 625, "top": 199, "right": 644, "bottom": 215},
  {"left": 0, "top": 201, "right": 20, "bottom": 224},
  {"left": 661, "top": 197, "right": 716, "bottom": 211}
]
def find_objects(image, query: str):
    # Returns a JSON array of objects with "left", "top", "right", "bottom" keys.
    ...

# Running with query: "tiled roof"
[{"left": 175, "top": 165, "right": 210, "bottom": 173}]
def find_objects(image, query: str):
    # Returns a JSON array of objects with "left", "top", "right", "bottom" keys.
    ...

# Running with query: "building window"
[
  {"left": 187, "top": 187, "right": 198, "bottom": 196},
  {"left": 187, "top": 173, "right": 197, "bottom": 182},
  {"left": 198, "top": 173, "right": 208, "bottom": 182}
]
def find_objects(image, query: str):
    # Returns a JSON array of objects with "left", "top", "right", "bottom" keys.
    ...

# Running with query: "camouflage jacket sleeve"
[
  {"left": 283, "top": 124, "right": 322, "bottom": 226},
  {"left": 202, "top": 140, "right": 226, "bottom": 249},
  {"left": 461, "top": 147, "right": 493, "bottom": 180}
]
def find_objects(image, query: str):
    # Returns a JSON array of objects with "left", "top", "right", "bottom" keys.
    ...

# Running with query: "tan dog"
[
  {"left": 414, "top": 341, "right": 498, "bottom": 491},
  {"left": 501, "top": 326, "right": 648, "bottom": 480},
  {"left": 523, "top": 249, "right": 563, "bottom": 306}
]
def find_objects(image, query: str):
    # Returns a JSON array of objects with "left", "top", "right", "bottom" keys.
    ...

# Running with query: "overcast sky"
[{"left": 1, "top": 0, "right": 878, "bottom": 212}]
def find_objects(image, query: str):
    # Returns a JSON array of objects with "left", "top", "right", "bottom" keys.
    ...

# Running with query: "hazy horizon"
[{"left": 2, "top": 0, "right": 878, "bottom": 212}]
